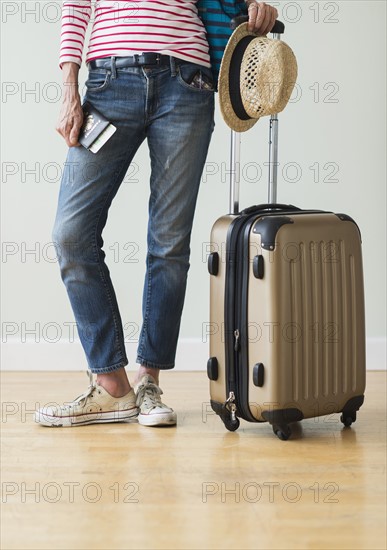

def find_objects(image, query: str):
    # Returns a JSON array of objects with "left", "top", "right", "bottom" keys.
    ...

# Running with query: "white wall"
[{"left": 1, "top": 1, "right": 386, "bottom": 371}]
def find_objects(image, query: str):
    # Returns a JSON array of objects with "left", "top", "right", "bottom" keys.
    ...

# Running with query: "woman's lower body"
[{"left": 36, "top": 55, "right": 215, "bottom": 427}]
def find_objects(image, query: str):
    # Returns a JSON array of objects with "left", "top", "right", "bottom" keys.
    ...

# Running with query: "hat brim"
[{"left": 218, "top": 22, "right": 260, "bottom": 133}]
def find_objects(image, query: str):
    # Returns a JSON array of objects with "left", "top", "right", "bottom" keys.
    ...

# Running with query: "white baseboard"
[
  {"left": 1, "top": 337, "right": 385, "bottom": 371},
  {"left": 364, "top": 337, "right": 386, "bottom": 371}
]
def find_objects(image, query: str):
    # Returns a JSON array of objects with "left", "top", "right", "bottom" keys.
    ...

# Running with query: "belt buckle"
[{"left": 155, "top": 54, "right": 161, "bottom": 65}]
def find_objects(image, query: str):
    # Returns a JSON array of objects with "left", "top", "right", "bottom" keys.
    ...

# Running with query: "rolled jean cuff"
[
  {"left": 136, "top": 356, "right": 175, "bottom": 370},
  {"left": 89, "top": 358, "right": 128, "bottom": 375}
]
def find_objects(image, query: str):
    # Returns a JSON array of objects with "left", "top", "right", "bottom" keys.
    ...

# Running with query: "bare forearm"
[
  {"left": 56, "top": 62, "right": 83, "bottom": 147},
  {"left": 61, "top": 62, "right": 80, "bottom": 97},
  {"left": 61, "top": 61, "right": 80, "bottom": 82}
]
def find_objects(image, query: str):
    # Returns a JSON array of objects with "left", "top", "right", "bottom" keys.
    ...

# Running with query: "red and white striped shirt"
[{"left": 59, "top": 0, "right": 211, "bottom": 69}]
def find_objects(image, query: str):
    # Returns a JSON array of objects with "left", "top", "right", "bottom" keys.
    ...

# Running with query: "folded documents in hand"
[{"left": 78, "top": 101, "right": 117, "bottom": 153}]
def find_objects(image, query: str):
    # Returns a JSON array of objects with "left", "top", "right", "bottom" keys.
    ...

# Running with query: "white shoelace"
[
  {"left": 136, "top": 381, "right": 166, "bottom": 411},
  {"left": 58, "top": 371, "right": 98, "bottom": 413}
]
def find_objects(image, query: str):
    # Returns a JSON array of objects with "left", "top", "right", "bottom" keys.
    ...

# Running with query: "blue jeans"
[{"left": 52, "top": 56, "right": 215, "bottom": 374}]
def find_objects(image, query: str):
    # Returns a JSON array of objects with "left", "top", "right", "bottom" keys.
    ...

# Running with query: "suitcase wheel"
[
  {"left": 272, "top": 424, "right": 291, "bottom": 441},
  {"left": 340, "top": 396, "right": 364, "bottom": 428},
  {"left": 222, "top": 414, "right": 240, "bottom": 432},
  {"left": 340, "top": 411, "right": 356, "bottom": 428}
]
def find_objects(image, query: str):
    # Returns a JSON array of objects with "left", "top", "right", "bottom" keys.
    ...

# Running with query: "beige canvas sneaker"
[
  {"left": 134, "top": 374, "right": 177, "bottom": 426},
  {"left": 35, "top": 371, "right": 138, "bottom": 427}
]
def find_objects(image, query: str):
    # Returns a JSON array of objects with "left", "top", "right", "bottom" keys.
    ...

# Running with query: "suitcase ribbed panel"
[
  {"left": 331, "top": 241, "right": 342, "bottom": 397},
  {"left": 342, "top": 245, "right": 360, "bottom": 394},
  {"left": 289, "top": 237, "right": 358, "bottom": 404},
  {"left": 310, "top": 241, "right": 322, "bottom": 400},
  {"left": 340, "top": 239, "right": 351, "bottom": 395},
  {"left": 322, "top": 240, "right": 332, "bottom": 398},
  {"left": 350, "top": 254, "right": 357, "bottom": 393}
]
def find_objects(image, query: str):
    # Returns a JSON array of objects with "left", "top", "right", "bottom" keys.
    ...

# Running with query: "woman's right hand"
[{"left": 56, "top": 62, "right": 84, "bottom": 147}]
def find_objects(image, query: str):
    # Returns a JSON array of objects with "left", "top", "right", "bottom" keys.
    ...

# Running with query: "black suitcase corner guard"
[
  {"left": 252, "top": 216, "right": 294, "bottom": 250},
  {"left": 207, "top": 252, "right": 219, "bottom": 276},
  {"left": 335, "top": 212, "right": 356, "bottom": 224},
  {"left": 207, "top": 357, "right": 218, "bottom": 380},
  {"left": 210, "top": 399, "right": 224, "bottom": 415},
  {"left": 335, "top": 213, "right": 362, "bottom": 241}
]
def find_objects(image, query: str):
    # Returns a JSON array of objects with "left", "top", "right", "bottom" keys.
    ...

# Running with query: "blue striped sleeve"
[{"left": 197, "top": 0, "right": 248, "bottom": 90}]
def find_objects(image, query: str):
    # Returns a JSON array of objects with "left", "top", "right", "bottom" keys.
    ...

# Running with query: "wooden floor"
[{"left": 1, "top": 371, "right": 386, "bottom": 550}]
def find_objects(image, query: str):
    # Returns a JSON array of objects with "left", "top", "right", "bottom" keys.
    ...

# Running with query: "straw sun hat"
[{"left": 218, "top": 22, "right": 298, "bottom": 132}]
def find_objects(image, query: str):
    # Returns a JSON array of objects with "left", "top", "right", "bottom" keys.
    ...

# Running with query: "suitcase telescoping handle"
[{"left": 229, "top": 15, "right": 285, "bottom": 214}]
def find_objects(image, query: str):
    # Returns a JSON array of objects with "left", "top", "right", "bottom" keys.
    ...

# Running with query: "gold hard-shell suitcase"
[{"left": 207, "top": 18, "right": 366, "bottom": 440}]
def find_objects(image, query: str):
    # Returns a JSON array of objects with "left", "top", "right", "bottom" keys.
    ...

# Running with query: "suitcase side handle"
[
  {"left": 231, "top": 15, "right": 285, "bottom": 34},
  {"left": 241, "top": 203, "right": 301, "bottom": 215}
]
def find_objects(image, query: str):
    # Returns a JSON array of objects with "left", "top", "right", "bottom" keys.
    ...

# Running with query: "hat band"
[{"left": 228, "top": 35, "right": 256, "bottom": 121}]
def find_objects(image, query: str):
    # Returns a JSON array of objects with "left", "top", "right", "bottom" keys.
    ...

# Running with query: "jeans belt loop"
[
  {"left": 170, "top": 56, "right": 177, "bottom": 77},
  {"left": 110, "top": 56, "right": 117, "bottom": 79}
]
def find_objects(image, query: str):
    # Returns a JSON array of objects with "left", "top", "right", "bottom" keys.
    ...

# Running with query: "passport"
[{"left": 78, "top": 100, "right": 117, "bottom": 153}]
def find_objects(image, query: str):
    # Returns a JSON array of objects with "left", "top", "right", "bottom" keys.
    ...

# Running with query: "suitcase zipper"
[
  {"left": 233, "top": 218, "right": 258, "bottom": 421},
  {"left": 224, "top": 214, "right": 258, "bottom": 422},
  {"left": 234, "top": 329, "right": 240, "bottom": 351},
  {"left": 224, "top": 391, "right": 237, "bottom": 422}
]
